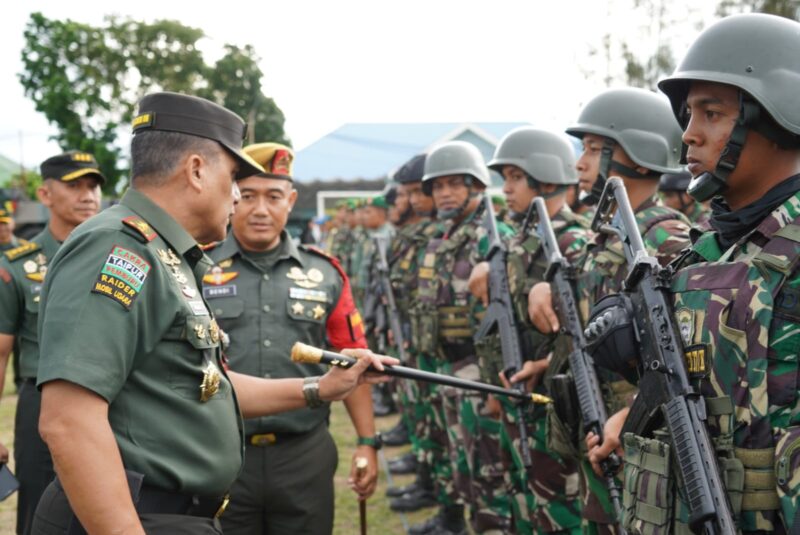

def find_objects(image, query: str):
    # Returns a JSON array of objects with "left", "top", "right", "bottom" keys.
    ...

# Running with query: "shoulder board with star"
[
  {"left": 122, "top": 216, "right": 157, "bottom": 243},
  {"left": 3, "top": 241, "right": 41, "bottom": 262}
]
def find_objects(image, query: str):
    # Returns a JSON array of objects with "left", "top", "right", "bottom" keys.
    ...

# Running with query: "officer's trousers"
[
  {"left": 220, "top": 422, "right": 338, "bottom": 535},
  {"left": 31, "top": 480, "right": 223, "bottom": 534},
  {"left": 15, "top": 379, "right": 55, "bottom": 535}
]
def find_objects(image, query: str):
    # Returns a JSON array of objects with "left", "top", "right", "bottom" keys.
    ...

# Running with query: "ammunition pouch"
[
  {"left": 437, "top": 306, "right": 473, "bottom": 340},
  {"left": 622, "top": 432, "right": 676, "bottom": 533},
  {"left": 474, "top": 334, "right": 504, "bottom": 384},
  {"left": 410, "top": 305, "right": 439, "bottom": 355}
]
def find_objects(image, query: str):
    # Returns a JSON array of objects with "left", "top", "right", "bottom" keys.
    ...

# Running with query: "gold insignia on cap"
[
  {"left": 292, "top": 301, "right": 305, "bottom": 315},
  {"left": 312, "top": 305, "right": 325, "bottom": 319},
  {"left": 132, "top": 113, "right": 154, "bottom": 129},
  {"left": 200, "top": 361, "right": 221, "bottom": 402},
  {"left": 71, "top": 153, "right": 94, "bottom": 162},
  {"left": 307, "top": 268, "right": 324, "bottom": 283}
]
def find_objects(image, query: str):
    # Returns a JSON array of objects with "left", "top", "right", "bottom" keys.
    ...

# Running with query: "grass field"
[{"left": 0, "top": 374, "right": 434, "bottom": 534}]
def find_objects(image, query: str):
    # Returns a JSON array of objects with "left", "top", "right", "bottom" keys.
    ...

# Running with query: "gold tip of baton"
[
  {"left": 531, "top": 393, "right": 553, "bottom": 404},
  {"left": 291, "top": 342, "right": 324, "bottom": 364}
]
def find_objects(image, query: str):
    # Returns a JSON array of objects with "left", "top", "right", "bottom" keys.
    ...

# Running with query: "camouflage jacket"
[
  {"left": 388, "top": 218, "right": 439, "bottom": 323},
  {"left": 663, "top": 191, "right": 800, "bottom": 532}
]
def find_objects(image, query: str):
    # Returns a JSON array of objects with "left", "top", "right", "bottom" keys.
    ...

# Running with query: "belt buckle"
[
  {"left": 214, "top": 494, "right": 230, "bottom": 519},
  {"left": 250, "top": 433, "right": 277, "bottom": 446}
]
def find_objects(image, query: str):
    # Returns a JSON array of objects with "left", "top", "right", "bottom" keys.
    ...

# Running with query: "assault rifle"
[
  {"left": 473, "top": 194, "right": 532, "bottom": 467},
  {"left": 590, "top": 177, "right": 735, "bottom": 534},
  {"left": 533, "top": 197, "right": 626, "bottom": 530},
  {"left": 371, "top": 235, "right": 408, "bottom": 364}
]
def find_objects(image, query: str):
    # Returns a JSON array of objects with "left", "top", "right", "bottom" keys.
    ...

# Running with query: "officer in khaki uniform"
[
  {"left": 204, "top": 142, "right": 379, "bottom": 535},
  {"left": 0, "top": 151, "right": 104, "bottom": 535},
  {"left": 30, "top": 92, "right": 393, "bottom": 535}
]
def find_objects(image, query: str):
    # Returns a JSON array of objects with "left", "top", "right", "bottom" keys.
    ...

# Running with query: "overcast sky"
[{"left": 1, "top": 0, "right": 718, "bottom": 171}]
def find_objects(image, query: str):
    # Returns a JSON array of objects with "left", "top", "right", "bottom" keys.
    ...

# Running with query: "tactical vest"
[
  {"left": 414, "top": 219, "right": 483, "bottom": 361},
  {"left": 623, "top": 210, "right": 800, "bottom": 533}
]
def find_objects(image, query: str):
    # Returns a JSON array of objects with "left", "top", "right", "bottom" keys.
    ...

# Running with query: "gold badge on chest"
[
  {"left": 200, "top": 361, "right": 221, "bottom": 402},
  {"left": 158, "top": 248, "right": 197, "bottom": 297},
  {"left": 286, "top": 266, "right": 324, "bottom": 289},
  {"left": 23, "top": 253, "right": 48, "bottom": 282}
]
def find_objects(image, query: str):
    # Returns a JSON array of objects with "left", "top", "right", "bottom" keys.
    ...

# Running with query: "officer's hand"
[
  {"left": 0, "top": 441, "right": 8, "bottom": 464},
  {"left": 468, "top": 262, "right": 490, "bottom": 306},
  {"left": 319, "top": 349, "right": 398, "bottom": 401},
  {"left": 586, "top": 407, "right": 628, "bottom": 477},
  {"left": 499, "top": 357, "right": 549, "bottom": 392},
  {"left": 348, "top": 447, "right": 378, "bottom": 500},
  {"left": 528, "top": 282, "right": 559, "bottom": 333}
]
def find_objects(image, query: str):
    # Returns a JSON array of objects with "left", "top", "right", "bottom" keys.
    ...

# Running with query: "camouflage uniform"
[
  {"left": 416, "top": 207, "right": 515, "bottom": 532},
  {"left": 684, "top": 200, "right": 711, "bottom": 229},
  {"left": 489, "top": 206, "right": 590, "bottom": 535},
  {"left": 569, "top": 197, "right": 690, "bottom": 533},
  {"left": 620, "top": 192, "right": 800, "bottom": 534},
  {"left": 389, "top": 218, "right": 438, "bottom": 455}
]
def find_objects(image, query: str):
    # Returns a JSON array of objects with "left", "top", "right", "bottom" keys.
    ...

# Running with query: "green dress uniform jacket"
[
  {"left": 36, "top": 188, "right": 243, "bottom": 496},
  {"left": 205, "top": 231, "right": 367, "bottom": 436}
]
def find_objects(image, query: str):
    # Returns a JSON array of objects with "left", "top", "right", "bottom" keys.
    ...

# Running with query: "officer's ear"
[
  {"left": 183, "top": 153, "right": 205, "bottom": 194},
  {"left": 36, "top": 180, "right": 54, "bottom": 207},
  {"left": 287, "top": 187, "right": 298, "bottom": 211}
]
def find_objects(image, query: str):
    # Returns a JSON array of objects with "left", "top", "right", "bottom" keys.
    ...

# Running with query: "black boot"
[
  {"left": 387, "top": 452, "right": 417, "bottom": 474},
  {"left": 387, "top": 459, "right": 432, "bottom": 497},
  {"left": 382, "top": 420, "right": 411, "bottom": 447},
  {"left": 408, "top": 507, "right": 445, "bottom": 535},
  {"left": 433, "top": 504, "right": 467, "bottom": 535}
]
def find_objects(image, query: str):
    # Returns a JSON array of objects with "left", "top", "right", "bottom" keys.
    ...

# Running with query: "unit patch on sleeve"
[{"left": 91, "top": 245, "right": 151, "bottom": 310}]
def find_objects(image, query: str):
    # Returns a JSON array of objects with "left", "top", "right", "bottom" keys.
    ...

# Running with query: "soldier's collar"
[
  {"left": 226, "top": 230, "right": 305, "bottom": 267},
  {"left": 37, "top": 225, "right": 63, "bottom": 257},
  {"left": 120, "top": 188, "right": 204, "bottom": 265}
]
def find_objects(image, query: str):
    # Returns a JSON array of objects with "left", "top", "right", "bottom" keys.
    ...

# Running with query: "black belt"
[{"left": 136, "top": 485, "right": 229, "bottom": 519}]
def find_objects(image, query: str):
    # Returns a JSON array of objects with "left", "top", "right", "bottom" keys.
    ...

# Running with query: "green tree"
[
  {"left": 717, "top": 0, "right": 800, "bottom": 18},
  {"left": 19, "top": 13, "right": 287, "bottom": 193}
]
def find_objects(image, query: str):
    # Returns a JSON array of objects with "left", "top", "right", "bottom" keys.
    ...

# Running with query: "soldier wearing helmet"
[
  {"left": 586, "top": 14, "right": 800, "bottom": 534},
  {"left": 526, "top": 88, "right": 691, "bottom": 534},
  {"left": 658, "top": 170, "right": 711, "bottom": 228},
  {"left": 468, "top": 127, "right": 589, "bottom": 534},
  {"left": 411, "top": 141, "right": 514, "bottom": 535}
]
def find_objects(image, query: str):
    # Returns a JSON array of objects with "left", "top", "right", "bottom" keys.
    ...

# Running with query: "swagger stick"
[
  {"left": 291, "top": 342, "right": 552, "bottom": 404},
  {"left": 355, "top": 457, "right": 368, "bottom": 535}
]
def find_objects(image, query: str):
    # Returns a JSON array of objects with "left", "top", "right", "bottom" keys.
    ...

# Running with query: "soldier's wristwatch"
[
  {"left": 356, "top": 433, "right": 383, "bottom": 450},
  {"left": 302, "top": 376, "right": 324, "bottom": 408}
]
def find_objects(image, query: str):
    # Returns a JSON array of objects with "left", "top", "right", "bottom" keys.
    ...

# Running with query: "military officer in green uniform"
[
  {"left": 0, "top": 205, "right": 23, "bottom": 252},
  {"left": 0, "top": 151, "right": 104, "bottom": 535},
  {"left": 586, "top": 14, "right": 800, "bottom": 534},
  {"left": 203, "top": 141, "right": 379, "bottom": 535},
  {"left": 30, "top": 92, "right": 394, "bottom": 535}
]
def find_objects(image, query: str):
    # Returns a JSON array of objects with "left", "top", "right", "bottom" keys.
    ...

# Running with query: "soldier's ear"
[
  {"left": 288, "top": 188, "right": 298, "bottom": 211},
  {"left": 183, "top": 153, "right": 204, "bottom": 193}
]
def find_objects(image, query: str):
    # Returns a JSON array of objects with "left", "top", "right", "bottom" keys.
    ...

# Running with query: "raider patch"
[{"left": 91, "top": 245, "right": 151, "bottom": 310}]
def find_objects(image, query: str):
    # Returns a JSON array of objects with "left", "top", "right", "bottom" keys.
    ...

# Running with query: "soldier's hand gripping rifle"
[
  {"left": 533, "top": 197, "right": 626, "bottom": 531},
  {"left": 588, "top": 177, "right": 735, "bottom": 535},
  {"left": 473, "top": 194, "right": 532, "bottom": 467}
]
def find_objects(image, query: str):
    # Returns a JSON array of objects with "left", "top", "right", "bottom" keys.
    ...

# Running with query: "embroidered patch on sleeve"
[
  {"left": 347, "top": 310, "right": 365, "bottom": 342},
  {"left": 91, "top": 245, "right": 151, "bottom": 310}
]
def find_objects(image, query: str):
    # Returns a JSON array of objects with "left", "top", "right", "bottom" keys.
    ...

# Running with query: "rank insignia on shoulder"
[
  {"left": 684, "top": 344, "right": 708, "bottom": 378},
  {"left": 122, "top": 216, "right": 157, "bottom": 242},
  {"left": 4, "top": 241, "right": 40, "bottom": 262},
  {"left": 203, "top": 266, "right": 239, "bottom": 286}
]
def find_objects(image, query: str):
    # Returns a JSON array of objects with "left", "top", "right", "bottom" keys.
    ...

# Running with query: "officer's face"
[
  {"left": 0, "top": 221, "right": 12, "bottom": 244},
  {"left": 576, "top": 134, "right": 603, "bottom": 193},
  {"left": 501, "top": 165, "right": 536, "bottom": 214},
  {"left": 39, "top": 176, "right": 101, "bottom": 229},
  {"left": 231, "top": 175, "right": 297, "bottom": 252},
  {"left": 202, "top": 148, "right": 240, "bottom": 243},
  {"left": 403, "top": 182, "right": 434, "bottom": 216},
  {"left": 431, "top": 175, "right": 470, "bottom": 211},
  {"left": 682, "top": 82, "right": 740, "bottom": 182},
  {"left": 363, "top": 205, "right": 387, "bottom": 229}
]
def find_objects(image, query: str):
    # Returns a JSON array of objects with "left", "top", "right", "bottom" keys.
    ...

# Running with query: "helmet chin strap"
[
  {"left": 687, "top": 94, "right": 758, "bottom": 202},
  {"left": 581, "top": 138, "right": 615, "bottom": 206}
]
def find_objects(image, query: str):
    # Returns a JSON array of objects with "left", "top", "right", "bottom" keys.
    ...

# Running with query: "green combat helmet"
[
  {"left": 566, "top": 87, "right": 683, "bottom": 205},
  {"left": 659, "top": 13, "right": 800, "bottom": 201},
  {"left": 422, "top": 141, "right": 491, "bottom": 219},
  {"left": 488, "top": 126, "right": 578, "bottom": 196}
]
